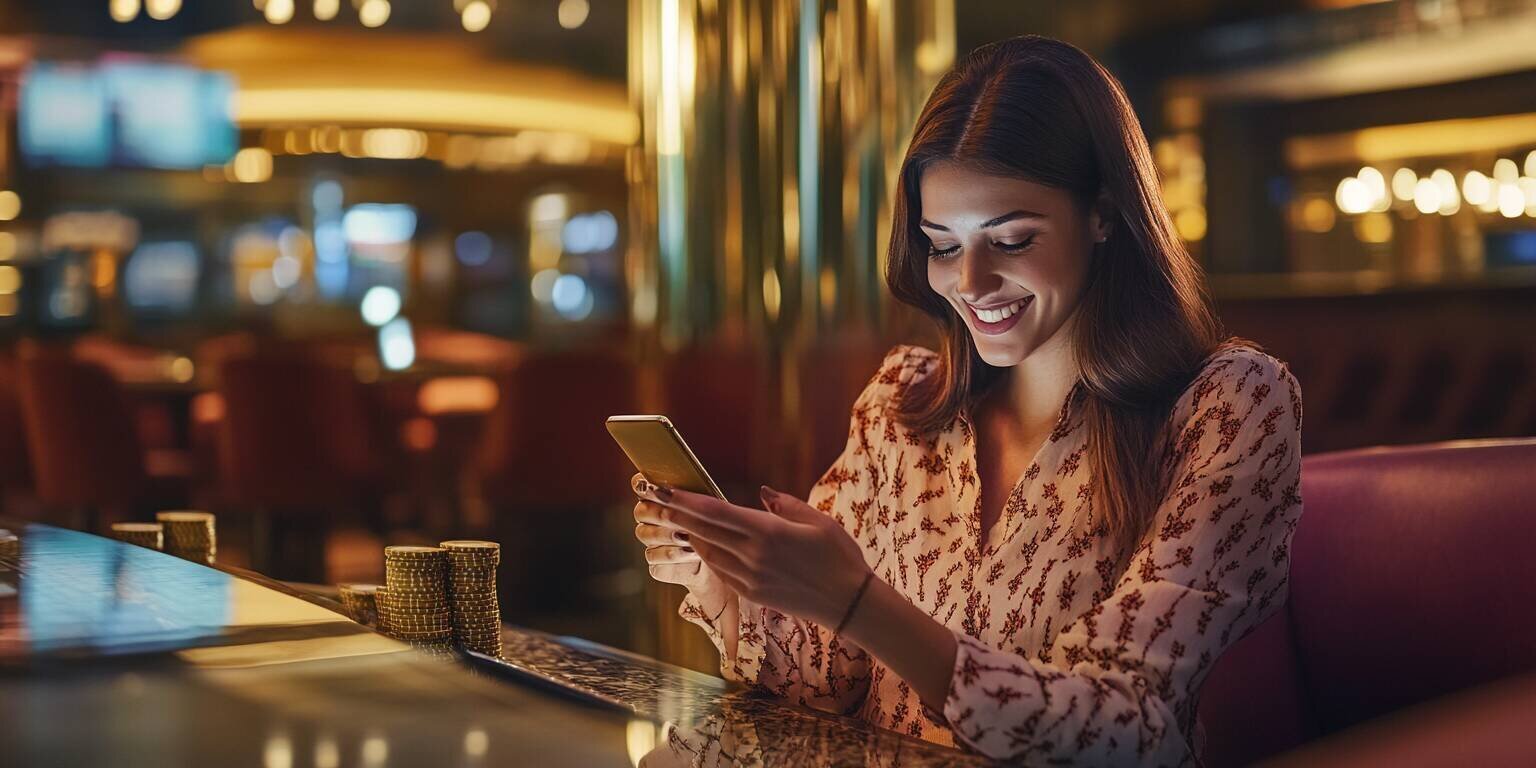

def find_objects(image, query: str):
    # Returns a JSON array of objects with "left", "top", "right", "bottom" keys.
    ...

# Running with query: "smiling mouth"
[
  {"left": 966, "top": 296, "right": 1031, "bottom": 322},
  {"left": 963, "top": 295, "right": 1033, "bottom": 335}
]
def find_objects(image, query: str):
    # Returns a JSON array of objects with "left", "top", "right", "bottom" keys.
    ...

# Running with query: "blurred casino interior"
[{"left": 0, "top": 0, "right": 1532, "bottom": 673}]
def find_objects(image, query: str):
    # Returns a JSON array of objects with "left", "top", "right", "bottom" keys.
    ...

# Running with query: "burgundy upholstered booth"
[{"left": 1197, "top": 438, "right": 1536, "bottom": 766}]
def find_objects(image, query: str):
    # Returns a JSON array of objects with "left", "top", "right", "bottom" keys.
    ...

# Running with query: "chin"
[{"left": 972, "top": 337, "right": 1031, "bottom": 368}]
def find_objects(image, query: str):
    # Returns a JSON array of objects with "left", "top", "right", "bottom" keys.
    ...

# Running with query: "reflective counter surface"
[{"left": 0, "top": 522, "right": 994, "bottom": 767}]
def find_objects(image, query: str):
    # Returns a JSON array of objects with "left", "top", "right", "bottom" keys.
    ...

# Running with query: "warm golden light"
[
  {"left": 625, "top": 720, "right": 659, "bottom": 768},
  {"left": 0, "top": 294, "right": 17, "bottom": 317},
  {"left": 232, "top": 89, "right": 637, "bottom": 146},
  {"left": 1429, "top": 169, "right": 1459, "bottom": 215},
  {"left": 656, "top": 0, "right": 685, "bottom": 155},
  {"left": 0, "top": 265, "right": 21, "bottom": 294},
  {"left": 1357, "top": 162, "right": 1394, "bottom": 208},
  {"left": 1336, "top": 176, "right": 1370, "bottom": 214},
  {"left": 264, "top": 0, "right": 294, "bottom": 24},
  {"left": 418, "top": 377, "right": 499, "bottom": 415},
  {"left": 1390, "top": 167, "right": 1417, "bottom": 202},
  {"left": 461, "top": 0, "right": 492, "bottom": 32},
  {"left": 1497, "top": 183, "right": 1525, "bottom": 217},
  {"left": 169, "top": 357, "right": 195, "bottom": 383},
  {"left": 358, "top": 0, "right": 390, "bottom": 27},
  {"left": 145, "top": 0, "right": 180, "bottom": 20},
  {"left": 1493, "top": 157, "right": 1519, "bottom": 183},
  {"left": 361, "top": 128, "right": 428, "bottom": 159},
  {"left": 283, "top": 129, "right": 312, "bottom": 155},
  {"left": 1174, "top": 206, "right": 1207, "bottom": 241},
  {"left": 557, "top": 0, "right": 589, "bottom": 29},
  {"left": 230, "top": 147, "right": 274, "bottom": 183},
  {"left": 110, "top": 0, "right": 140, "bottom": 22},
  {"left": 313, "top": 0, "right": 339, "bottom": 21},
  {"left": 1462, "top": 170, "right": 1491, "bottom": 206},
  {"left": 1300, "top": 196, "right": 1336, "bottom": 232},
  {"left": 762, "top": 268, "right": 781, "bottom": 321},
  {"left": 0, "top": 191, "right": 19, "bottom": 221},
  {"left": 1413, "top": 178, "right": 1442, "bottom": 214},
  {"left": 1354, "top": 211, "right": 1393, "bottom": 243},
  {"left": 1287, "top": 114, "right": 1536, "bottom": 169}
]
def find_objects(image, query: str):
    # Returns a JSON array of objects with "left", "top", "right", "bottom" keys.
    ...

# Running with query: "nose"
[{"left": 955, "top": 247, "right": 1000, "bottom": 304}]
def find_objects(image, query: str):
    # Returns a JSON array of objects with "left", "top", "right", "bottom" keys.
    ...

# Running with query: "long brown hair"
[{"left": 887, "top": 35, "right": 1241, "bottom": 561}]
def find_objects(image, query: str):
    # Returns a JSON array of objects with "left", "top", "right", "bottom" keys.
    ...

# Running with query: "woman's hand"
[
  {"left": 648, "top": 483, "right": 873, "bottom": 630},
  {"left": 631, "top": 473, "right": 715, "bottom": 590}
]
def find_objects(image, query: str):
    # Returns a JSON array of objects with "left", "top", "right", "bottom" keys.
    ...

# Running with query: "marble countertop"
[
  {"left": 492, "top": 628, "right": 996, "bottom": 767},
  {"left": 0, "top": 521, "right": 996, "bottom": 767}
]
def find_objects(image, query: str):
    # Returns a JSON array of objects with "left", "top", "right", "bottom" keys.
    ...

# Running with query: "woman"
[{"left": 633, "top": 34, "right": 1302, "bottom": 765}]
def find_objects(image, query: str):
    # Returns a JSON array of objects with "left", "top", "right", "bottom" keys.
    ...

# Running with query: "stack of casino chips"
[
  {"left": 338, "top": 583, "right": 382, "bottom": 628},
  {"left": 374, "top": 587, "right": 392, "bottom": 634},
  {"left": 110, "top": 522, "right": 164, "bottom": 550},
  {"left": 440, "top": 540, "right": 502, "bottom": 657},
  {"left": 156, "top": 511, "right": 216, "bottom": 564},
  {"left": 382, "top": 546, "right": 452, "bottom": 642}
]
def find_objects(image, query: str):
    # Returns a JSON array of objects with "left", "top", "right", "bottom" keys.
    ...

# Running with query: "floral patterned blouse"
[{"left": 680, "top": 342, "right": 1304, "bottom": 765}]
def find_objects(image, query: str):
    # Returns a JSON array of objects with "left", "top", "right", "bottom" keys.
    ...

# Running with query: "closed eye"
[
  {"left": 927, "top": 243, "right": 960, "bottom": 260},
  {"left": 995, "top": 236, "right": 1035, "bottom": 253}
]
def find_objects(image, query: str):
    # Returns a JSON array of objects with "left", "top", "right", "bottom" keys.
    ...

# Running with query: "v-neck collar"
[{"left": 955, "top": 378, "right": 1086, "bottom": 555}]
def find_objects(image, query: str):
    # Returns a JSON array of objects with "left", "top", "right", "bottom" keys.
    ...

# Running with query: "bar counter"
[{"left": 0, "top": 522, "right": 995, "bottom": 767}]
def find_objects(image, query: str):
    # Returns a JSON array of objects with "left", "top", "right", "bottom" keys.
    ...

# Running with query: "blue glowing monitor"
[
  {"left": 103, "top": 61, "right": 238, "bottom": 169},
  {"left": 124, "top": 241, "right": 201, "bottom": 313},
  {"left": 18, "top": 63, "right": 112, "bottom": 168}
]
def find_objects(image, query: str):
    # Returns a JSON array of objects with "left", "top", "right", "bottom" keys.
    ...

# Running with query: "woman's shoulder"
[
  {"left": 858, "top": 343, "right": 941, "bottom": 407},
  {"left": 1173, "top": 341, "right": 1303, "bottom": 430}
]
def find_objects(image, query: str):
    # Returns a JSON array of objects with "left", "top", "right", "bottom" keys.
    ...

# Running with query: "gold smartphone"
[{"left": 606, "top": 415, "right": 727, "bottom": 500}]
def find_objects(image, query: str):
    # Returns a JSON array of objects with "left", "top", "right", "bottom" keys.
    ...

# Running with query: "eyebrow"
[{"left": 918, "top": 210, "right": 1047, "bottom": 231}]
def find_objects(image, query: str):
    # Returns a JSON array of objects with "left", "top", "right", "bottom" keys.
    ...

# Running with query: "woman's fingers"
[
  {"left": 657, "top": 510, "right": 755, "bottom": 557},
  {"left": 635, "top": 521, "right": 689, "bottom": 547},
  {"left": 647, "top": 561, "right": 702, "bottom": 586},
  {"left": 661, "top": 488, "right": 765, "bottom": 535},
  {"left": 644, "top": 544, "right": 697, "bottom": 565},
  {"left": 634, "top": 499, "right": 686, "bottom": 529}
]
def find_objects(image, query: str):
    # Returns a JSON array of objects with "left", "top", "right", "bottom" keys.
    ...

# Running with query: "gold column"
[{"left": 629, "top": 0, "right": 953, "bottom": 672}]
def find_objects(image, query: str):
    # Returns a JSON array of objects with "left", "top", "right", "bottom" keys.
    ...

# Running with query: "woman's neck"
[{"left": 996, "top": 318, "right": 1081, "bottom": 431}]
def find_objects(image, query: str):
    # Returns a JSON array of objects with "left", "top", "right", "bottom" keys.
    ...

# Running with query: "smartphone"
[{"left": 605, "top": 415, "right": 727, "bottom": 500}]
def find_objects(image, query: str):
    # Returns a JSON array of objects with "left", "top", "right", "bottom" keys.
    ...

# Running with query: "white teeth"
[{"left": 972, "top": 297, "right": 1029, "bottom": 323}]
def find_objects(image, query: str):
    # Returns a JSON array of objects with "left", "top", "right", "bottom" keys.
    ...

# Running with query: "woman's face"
[{"left": 920, "top": 161, "right": 1107, "bottom": 368}]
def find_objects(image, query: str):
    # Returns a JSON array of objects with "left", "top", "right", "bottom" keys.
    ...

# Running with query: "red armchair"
[{"left": 1198, "top": 437, "right": 1536, "bottom": 766}]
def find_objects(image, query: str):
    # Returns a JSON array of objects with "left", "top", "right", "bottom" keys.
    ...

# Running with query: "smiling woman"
[{"left": 632, "top": 34, "right": 1303, "bottom": 766}]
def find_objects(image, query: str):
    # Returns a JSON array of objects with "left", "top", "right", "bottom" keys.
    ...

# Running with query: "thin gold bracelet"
[{"left": 834, "top": 572, "right": 876, "bottom": 636}]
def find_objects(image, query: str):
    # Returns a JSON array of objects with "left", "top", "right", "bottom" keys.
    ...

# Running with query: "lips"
[{"left": 964, "top": 295, "right": 1033, "bottom": 335}]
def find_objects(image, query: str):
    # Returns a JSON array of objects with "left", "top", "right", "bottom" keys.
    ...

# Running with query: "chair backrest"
[
  {"left": 800, "top": 332, "right": 889, "bottom": 492},
  {"left": 477, "top": 347, "right": 638, "bottom": 508},
  {"left": 214, "top": 347, "right": 378, "bottom": 506},
  {"left": 662, "top": 341, "right": 766, "bottom": 494},
  {"left": 0, "top": 354, "right": 33, "bottom": 491},
  {"left": 1198, "top": 437, "right": 1536, "bottom": 766},
  {"left": 15, "top": 348, "right": 147, "bottom": 506}
]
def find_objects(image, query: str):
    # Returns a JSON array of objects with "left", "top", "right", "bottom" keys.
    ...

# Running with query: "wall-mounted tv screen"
[
  {"left": 20, "top": 60, "right": 237, "bottom": 170},
  {"left": 18, "top": 63, "right": 112, "bottom": 168}
]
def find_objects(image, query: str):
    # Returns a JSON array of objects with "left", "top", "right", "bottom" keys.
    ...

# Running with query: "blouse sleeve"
[
  {"left": 677, "top": 345, "right": 919, "bottom": 716},
  {"left": 937, "top": 349, "right": 1304, "bottom": 764}
]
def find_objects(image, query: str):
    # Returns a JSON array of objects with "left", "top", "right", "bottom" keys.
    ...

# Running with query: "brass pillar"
[{"left": 628, "top": 0, "right": 954, "bottom": 673}]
